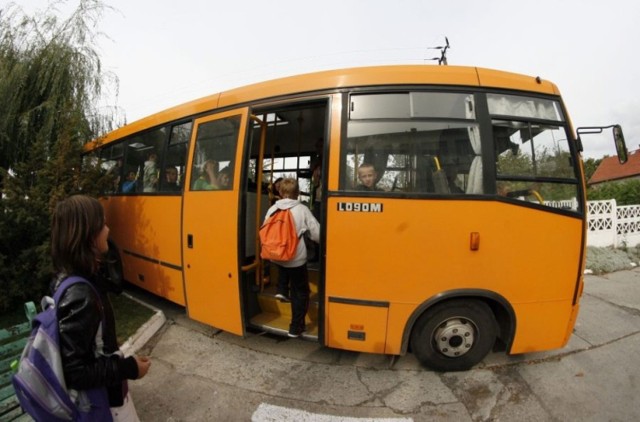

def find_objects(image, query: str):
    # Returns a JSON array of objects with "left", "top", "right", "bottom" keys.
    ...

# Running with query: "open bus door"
[{"left": 182, "top": 109, "right": 249, "bottom": 335}]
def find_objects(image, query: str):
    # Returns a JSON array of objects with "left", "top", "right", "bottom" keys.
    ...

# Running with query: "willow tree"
[{"left": 0, "top": 0, "right": 116, "bottom": 311}]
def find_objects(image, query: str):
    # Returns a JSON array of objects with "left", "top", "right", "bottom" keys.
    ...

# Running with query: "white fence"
[{"left": 587, "top": 200, "right": 640, "bottom": 247}]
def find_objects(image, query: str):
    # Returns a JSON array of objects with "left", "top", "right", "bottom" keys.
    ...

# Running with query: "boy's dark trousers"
[{"left": 277, "top": 264, "right": 309, "bottom": 334}]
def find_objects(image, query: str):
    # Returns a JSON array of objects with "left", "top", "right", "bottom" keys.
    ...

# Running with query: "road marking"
[{"left": 252, "top": 403, "right": 413, "bottom": 422}]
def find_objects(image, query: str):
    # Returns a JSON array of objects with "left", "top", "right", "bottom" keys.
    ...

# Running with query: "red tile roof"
[{"left": 588, "top": 149, "right": 640, "bottom": 185}]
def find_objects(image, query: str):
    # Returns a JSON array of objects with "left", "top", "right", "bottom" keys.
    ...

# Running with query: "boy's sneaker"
[
  {"left": 275, "top": 293, "right": 290, "bottom": 302},
  {"left": 288, "top": 325, "right": 305, "bottom": 338}
]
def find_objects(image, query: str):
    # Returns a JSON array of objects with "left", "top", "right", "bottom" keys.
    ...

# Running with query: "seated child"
[{"left": 356, "top": 163, "right": 383, "bottom": 191}]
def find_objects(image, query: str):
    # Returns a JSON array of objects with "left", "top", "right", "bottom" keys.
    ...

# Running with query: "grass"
[{"left": 110, "top": 293, "right": 156, "bottom": 345}]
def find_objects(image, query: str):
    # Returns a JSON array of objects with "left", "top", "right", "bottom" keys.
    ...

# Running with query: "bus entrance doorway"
[{"left": 242, "top": 100, "right": 328, "bottom": 341}]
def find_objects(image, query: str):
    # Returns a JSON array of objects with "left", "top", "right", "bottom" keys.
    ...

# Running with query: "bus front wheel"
[{"left": 410, "top": 300, "right": 497, "bottom": 372}]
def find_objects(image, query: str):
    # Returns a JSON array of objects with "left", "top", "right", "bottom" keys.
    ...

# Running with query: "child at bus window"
[
  {"left": 268, "top": 177, "right": 284, "bottom": 205},
  {"left": 217, "top": 166, "right": 232, "bottom": 190},
  {"left": 356, "top": 163, "right": 383, "bottom": 191},
  {"left": 192, "top": 159, "right": 220, "bottom": 190},
  {"left": 310, "top": 137, "right": 324, "bottom": 206},
  {"left": 107, "top": 159, "right": 123, "bottom": 194},
  {"left": 164, "top": 166, "right": 181, "bottom": 192},
  {"left": 264, "top": 178, "right": 320, "bottom": 338},
  {"left": 309, "top": 137, "right": 324, "bottom": 262},
  {"left": 143, "top": 152, "right": 158, "bottom": 192},
  {"left": 121, "top": 171, "right": 137, "bottom": 193}
]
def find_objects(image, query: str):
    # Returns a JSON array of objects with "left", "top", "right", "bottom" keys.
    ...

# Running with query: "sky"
[{"left": 6, "top": 0, "right": 640, "bottom": 158}]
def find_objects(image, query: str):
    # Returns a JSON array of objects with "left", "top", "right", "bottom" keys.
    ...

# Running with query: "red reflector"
[{"left": 470, "top": 232, "right": 480, "bottom": 251}]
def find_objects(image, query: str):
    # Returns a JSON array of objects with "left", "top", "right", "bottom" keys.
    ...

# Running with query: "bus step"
[
  {"left": 257, "top": 292, "right": 319, "bottom": 319},
  {"left": 250, "top": 311, "right": 318, "bottom": 340}
]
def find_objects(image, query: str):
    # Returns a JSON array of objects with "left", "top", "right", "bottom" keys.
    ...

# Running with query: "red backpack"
[{"left": 259, "top": 207, "right": 299, "bottom": 261}]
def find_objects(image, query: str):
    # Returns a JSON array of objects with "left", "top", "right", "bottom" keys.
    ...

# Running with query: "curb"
[{"left": 119, "top": 292, "right": 166, "bottom": 356}]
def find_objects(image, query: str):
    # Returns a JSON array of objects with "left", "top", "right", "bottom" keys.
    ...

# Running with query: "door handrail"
[{"left": 250, "top": 115, "right": 267, "bottom": 290}]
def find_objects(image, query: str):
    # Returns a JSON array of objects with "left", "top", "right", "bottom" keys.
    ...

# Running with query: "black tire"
[{"left": 410, "top": 299, "right": 497, "bottom": 372}]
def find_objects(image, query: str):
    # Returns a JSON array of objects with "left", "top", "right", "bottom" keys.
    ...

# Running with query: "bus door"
[{"left": 182, "top": 109, "right": 249, "bottom": 335}]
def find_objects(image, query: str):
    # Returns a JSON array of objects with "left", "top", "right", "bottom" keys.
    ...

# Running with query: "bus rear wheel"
[
  {"left": 102, "top": 238, "right": 124, "bottom": 294},
  {"left": 410, "top": 299, "right": 497, "bottom": 372}
]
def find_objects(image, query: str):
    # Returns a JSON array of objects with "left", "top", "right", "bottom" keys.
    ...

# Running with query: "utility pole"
[{"left": 427, "top": 37, "right": 450, "bottom": 65}]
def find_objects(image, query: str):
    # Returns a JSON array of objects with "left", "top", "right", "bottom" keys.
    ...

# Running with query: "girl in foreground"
[{"left": 51, "top": 195, "right": 151, "bottom": 421}]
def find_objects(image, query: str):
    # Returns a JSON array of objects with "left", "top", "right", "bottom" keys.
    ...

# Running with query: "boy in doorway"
[{"left": 263, "top": 178, "right": 320, "bottom": 337}]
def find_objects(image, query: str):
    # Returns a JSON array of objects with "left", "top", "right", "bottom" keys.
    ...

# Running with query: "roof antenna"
[{"left": 426, "top": 37, "right": 450, "bottom": 65}]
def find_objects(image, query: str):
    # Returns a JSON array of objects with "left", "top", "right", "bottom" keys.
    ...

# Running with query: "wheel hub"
[{"left": 433, "top": 317, "right": 475, "bottom": 357}]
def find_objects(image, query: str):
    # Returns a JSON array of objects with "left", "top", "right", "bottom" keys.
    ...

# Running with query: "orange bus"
[{"left": 88, "top": 65, "right": 626, "bottom": 371}]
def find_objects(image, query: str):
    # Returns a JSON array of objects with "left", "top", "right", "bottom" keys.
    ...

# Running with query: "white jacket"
[{"left": 264, "top": 198, "right": 320, "bottom": 268}]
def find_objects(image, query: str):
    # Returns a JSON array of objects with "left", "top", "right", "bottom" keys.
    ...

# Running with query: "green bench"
[{"left": 0, "top": 302, "right": 36, "bottom": 422}]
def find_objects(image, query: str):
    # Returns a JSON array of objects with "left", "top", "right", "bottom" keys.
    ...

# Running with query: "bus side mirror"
[
  {"left": 577, "top": 124, "right": 628, "bottom": 164},
  {"left": 613, "top": 124, "right": 628, "bottom": 164}
]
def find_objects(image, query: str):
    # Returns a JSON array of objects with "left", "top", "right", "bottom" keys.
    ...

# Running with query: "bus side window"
[
  {"left": 122, "top": 135, "right": 142, "bottom": 194},
  {"left": 190, "top": 116, "right": 241, "bottom": 191},
  {"left": 438, "top": 128, "right": 479, "bottom": 194},
  {"left": 99, "top": 143, "right": 124, "bottom": 194},
  {"left": 342, "top": 92, "right": 480, "bottom": 195},
  {"left": 493, "top": 121, "right": 578, "bottom": 209},
  {"left": 159, "top": 121, "right": 191, "bottom": 193},
  {"left": 123, "top": 127, "right": 167, "bottom": 194},
  {"left": 341, "top": 126, "right": 479, "bottom": 194}
]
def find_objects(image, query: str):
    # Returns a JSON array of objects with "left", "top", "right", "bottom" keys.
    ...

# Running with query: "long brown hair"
[{"left": 51, "top": 195, "right": 105, "bottom": 276}]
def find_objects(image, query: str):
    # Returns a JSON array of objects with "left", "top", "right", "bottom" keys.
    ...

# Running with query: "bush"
[
  {"left": 585, "top": 246, "right": 640, "bottom": 274},
  {"left": 587, "top": 179, "right": 640, "bottom": 206}
]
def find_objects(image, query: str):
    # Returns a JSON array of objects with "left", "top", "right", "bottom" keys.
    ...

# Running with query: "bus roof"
[{"left": 90, "top": 65, "right": 561, "bottom": 147}]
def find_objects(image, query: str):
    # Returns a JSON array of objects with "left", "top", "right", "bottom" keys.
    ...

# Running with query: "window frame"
[
  {"left": 340, "top": 89, "right": 481, "bottom": 196},
  {"left": 334, "top": 87, "right": 583, "bottom": 214}
]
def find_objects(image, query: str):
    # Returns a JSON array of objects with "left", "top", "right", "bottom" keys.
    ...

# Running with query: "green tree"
[
  {"left": 0, "top": 1, "right": 115, "bottom": 312},
  {"left": 583, "top": 157, "right": 602, "bottom": 182}
]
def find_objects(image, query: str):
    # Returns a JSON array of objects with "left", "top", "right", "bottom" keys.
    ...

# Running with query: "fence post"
[
  {"left": 587, "top": 199, "right": 615, "bottom": 247},
  {"left": 616, "top": 202, "right": 640, "bottom": 248},
  {"left": 612, "top": 199, "right": 619, "bottom": 247}
]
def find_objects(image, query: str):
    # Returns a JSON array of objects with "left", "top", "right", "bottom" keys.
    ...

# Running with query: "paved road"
[{"left": 125, "top": 268, "right": 640, "bottom": 421}]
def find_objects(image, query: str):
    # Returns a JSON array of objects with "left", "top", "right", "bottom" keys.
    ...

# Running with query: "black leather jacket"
[{"left": 53, "top": 273, "right": 138, "bottom": 407}]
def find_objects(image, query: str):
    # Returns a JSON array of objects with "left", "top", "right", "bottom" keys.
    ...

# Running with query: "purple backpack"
[{"left": 11, "top": 276, "right": 112, "bottom": 421}]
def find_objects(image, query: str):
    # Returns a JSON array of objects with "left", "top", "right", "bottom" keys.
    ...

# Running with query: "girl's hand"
[{"left": 135, "top": 355, "right": 151, "bottom": 379}]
